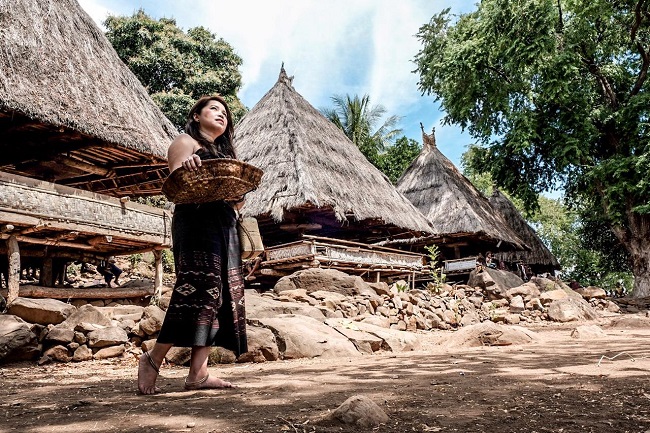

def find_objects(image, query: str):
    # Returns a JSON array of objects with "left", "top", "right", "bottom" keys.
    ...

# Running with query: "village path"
[{"left": 1, "top": 321, "right": 649, "bottom": 433}]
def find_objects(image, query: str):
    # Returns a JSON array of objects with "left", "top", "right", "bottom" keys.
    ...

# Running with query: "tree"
[
  {"left": 104, "top": 10, "right": 246, "bottom": 129},
  {"left": 322, "top": 94, "right": 402, "bottom": 165},
  {"left": 378, "top": 136, "right": 422, "bottom": 184},
  {"left": 414, "top": 1, "right": 650, "bottom": 296}
]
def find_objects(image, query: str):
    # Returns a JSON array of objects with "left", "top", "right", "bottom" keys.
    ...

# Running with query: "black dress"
[{"left": 157, "top": 148, "right": 247, "bottom": 356}]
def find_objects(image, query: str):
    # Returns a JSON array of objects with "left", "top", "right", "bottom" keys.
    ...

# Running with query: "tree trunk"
[{"left": 627, "top": 213, "right": 650, "bottom": 297}]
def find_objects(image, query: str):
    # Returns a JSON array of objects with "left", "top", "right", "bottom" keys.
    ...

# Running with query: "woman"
[{"left": 138, "top": 95, "right": 247, "bottom": 394}]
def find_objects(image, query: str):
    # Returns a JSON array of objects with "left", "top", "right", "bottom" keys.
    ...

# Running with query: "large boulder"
[
  {"left": 238, "top": 325, "right": 280, "bottom": 363},
  {"left": 0, "top": 315, "right": 39, "bottom": 362},
  {"left": 7, "top": 298, "right": 76, "bottom": 325},
  {"left": 442, "top": 321, "right": 538, "bottom": 347},
  {"left": 56, "top": 304, "right": 112, "bottom": 330},
  {"left": 352, "top": 321, "right": 421, "bottom": 352},
  {"left": 468, "top": 268, "right": 523, "bottom": 298},
  {"left": 325, "top": 318, "right": 384, "bottom": 353},
  {"left": 246, "top": 291, "right": 325, "bottom": 321},
  {"left": 546, "top": 298, "right": 600, "bottom": 322},
  {"left": 253, "top": 314, "right": 360, "bottom": 359},
  {"left": 273, "top": 268, "right": 377, "bottom": 297}
]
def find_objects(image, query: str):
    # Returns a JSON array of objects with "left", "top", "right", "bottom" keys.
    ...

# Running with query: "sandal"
[
  {"left": 144, "top": 351, "right": 160, "bottom": 373},
  {"left": 184, "top": 374, "right": 209, "bottom": 390}
]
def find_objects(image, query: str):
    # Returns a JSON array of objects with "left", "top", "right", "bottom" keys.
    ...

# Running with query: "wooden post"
[
  {"left": 152, "top": 250, "right": 163, "bottom": 304},
  {"left": 40, "top": 257, "right": 54, "bottom": 287},
  {"left": 7, "top": 235, "right": 20, "bottom": 303}
]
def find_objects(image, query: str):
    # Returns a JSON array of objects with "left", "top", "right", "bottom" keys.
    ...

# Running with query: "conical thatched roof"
[
  {"left": 396, "top": 127, "right": 527, "bottom": 254},
  {"left": 235, "top": 67, "right": 434, "bottom": 246},
  {"left": 0, "top": 0, "right": 177, "bottom": 196},
  {"left": 489, "top": 188, "right": 560, "bottom": 271}
]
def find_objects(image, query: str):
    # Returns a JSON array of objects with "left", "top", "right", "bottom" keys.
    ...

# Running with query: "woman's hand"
[{"left": 181, "top": 153, "right": 202, "bottom": 171}]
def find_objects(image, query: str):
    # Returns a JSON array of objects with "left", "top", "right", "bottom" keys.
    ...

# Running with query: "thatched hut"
[
  {"left": 0, "top": 0, "right": 177, "bottom": 197},
  {"left": 489, "top": 188, "right": 560, "bottom": 274},
  {"left": 0, "top": 0, "right": 176, "bottom": 295},
  {"left": 235, "top": 67, "right": 434, "bottom": 246},
  {"left": 395, "top": 127, "right": 527, "bottom": 259}
]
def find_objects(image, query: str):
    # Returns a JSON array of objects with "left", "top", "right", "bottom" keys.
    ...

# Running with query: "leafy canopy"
[
  {"left": 322, "top": 94, "right": 402, "bottom": 166},
  {"left": 414, "top": 0, "right": 650, "bottom": 222},
  {"left": 105, "top": 10, "right": 246, "bottom": 129}
]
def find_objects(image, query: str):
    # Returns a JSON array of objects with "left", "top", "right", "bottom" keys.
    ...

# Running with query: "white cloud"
[{"left": 78, "top": 0, "right": 478, "bottom": 165}]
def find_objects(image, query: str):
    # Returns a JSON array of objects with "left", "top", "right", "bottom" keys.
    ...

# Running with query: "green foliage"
[
  {"left": 415, "top": 0, "right": 650, "bottom": 295},
  {"left": 322, "top": 94, "right": 402, "bottom": 166},
  {"left": 161, "top": 249, "right": 175, "bottom": 273},
  {"left": 376, "top": 137, "right": 422, "bottom": 184},
  {"left": 425, "top": 244, "right": 446, "bottom": 292},
  {"left": 129, "top": 253, "right": 143, "bottom": 268},
  {"left": 104, "top": 10, "right": 246, "bottom": 129}
]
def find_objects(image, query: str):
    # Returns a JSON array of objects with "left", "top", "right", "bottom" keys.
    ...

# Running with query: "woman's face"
[{"left": 194, "top": 100, "right": 228, "bottom": 138}]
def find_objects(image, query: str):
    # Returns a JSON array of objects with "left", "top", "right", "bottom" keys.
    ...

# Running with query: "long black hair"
[{"left": 185, "top": 95, "right": 236, "bottom": 158}]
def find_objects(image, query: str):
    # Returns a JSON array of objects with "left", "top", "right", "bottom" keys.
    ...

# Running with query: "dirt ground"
[{"left": 1, "top": 317, "right": 650, "bottom": 433}]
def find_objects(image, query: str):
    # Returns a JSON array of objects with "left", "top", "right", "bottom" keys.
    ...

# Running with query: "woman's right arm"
[{"left": 167, "top": 134, "right": 201, "bottom": 173}]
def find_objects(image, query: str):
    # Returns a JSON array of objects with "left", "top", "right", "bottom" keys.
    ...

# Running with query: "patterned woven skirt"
[{"left": 157, "top": 201, "right": 247, "bottom": 356}]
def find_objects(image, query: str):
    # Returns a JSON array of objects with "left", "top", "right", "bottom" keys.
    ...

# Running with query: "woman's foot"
[
  {"left": 184, "top": 374, "right": 235, "bottom": 390},
  {"left": 138, "top": 351, "right": 161, "bottom": 395}
]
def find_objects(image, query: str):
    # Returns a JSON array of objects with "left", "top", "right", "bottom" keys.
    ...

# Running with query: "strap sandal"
[
  {"left": 144, "top": 351, "right": 160, "bottom": 374},
  {"left": 184, "top": 374, "right": 209, "bottom": 390}
]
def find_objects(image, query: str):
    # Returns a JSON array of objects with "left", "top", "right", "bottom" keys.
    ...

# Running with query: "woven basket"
[{"left": 162, "top": 159, "right": 263, "bottom": 204}]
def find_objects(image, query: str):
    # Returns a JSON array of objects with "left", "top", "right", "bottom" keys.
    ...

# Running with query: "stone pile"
[{"left": 0, "top": 267, "right": 630, "bottom": 365}]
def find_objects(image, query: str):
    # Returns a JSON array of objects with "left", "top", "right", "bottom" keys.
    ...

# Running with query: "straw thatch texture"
[
  {"left": 0, "top": 0, "right": 177, "bottom": 195},
  {"left": 234, "top": 67, "right": 433, "bottom": 245},
  {"left": 396, "top": 128, "right": 526, "bottom": 252},
  {"left": 489, "top": 189, "right": 560, "bottom": 271}
]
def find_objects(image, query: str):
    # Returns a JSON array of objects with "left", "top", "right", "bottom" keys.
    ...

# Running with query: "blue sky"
[{"left": 79, "top": 0, "right": 477, "bottom": 168}]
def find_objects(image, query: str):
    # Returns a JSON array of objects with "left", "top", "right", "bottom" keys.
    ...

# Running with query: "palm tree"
[{"left": 322, "top": 94, "right": 402, "bottom": 164}]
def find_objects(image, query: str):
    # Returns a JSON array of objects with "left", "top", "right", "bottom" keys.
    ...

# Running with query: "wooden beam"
[
  {"left": 53, "top": 155, "right": 112, "bottom": 176},
  {"left": 7, "top": 235, "right": 20, "bottom": 303},
  {"left": 19, "top": 223, "right": 50, "bottom": 235},
  {"left": 0, "top": 233, "right": 98, "bottom": 250},
  {"left": 152, "top": 250, "right": 163, "bottom": 303},
  {"left": 0, "top": 285, "right": 154, "bottom": 300}
]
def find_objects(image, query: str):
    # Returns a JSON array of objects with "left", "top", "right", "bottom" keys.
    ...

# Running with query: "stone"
[
  {"left": 139, "top": 305, "right": 166, "bottom": 336},
  {"left": 325, "top": 319, "right": 383, "bottom": 353},
  {"left": 43, "top": 345, "right": 72, "bottom": 362},
  {"left": 44, "top": 327, "right": 75, "bottom": 345},
  {"left": 254, "top": 314, "right": 360, "bottom": 359},
  {"left": 208, "top": 347, "right": 236, "bottom": 364},
  {"left": 0, "top": 315, "right": 39, "bottom": 362},
  {"left": 509, "top": 295, "right": 526, "bottom": 312},
  {"left": 72, "top": 345, "right": 93, "bottom": 362},
  {"left": 352, "top": 321, "right": 420, "bottom": 352},
  {"left": 8, "top": 298, "right": 76, "bottom": 325},
  {"left": 539, "top": 289, "right": 569, "bottom": 305},
  {"left": 574, "top": 286, "right": 608, "bottom": 299},
  {"left": 87, "top": 327, "right": 129, "bottom": 348},
  {"left": 547, "top": 298, "right": 600, "bottom": 322},
  {"left": 238, "top": 326, "right": 280, "bottom": 362},
  {"left": 442, "top": 321, "right": 538, "bottom": 347},
  {"left": 329, "top": 395, "right": 389, "bottom": 428},
  {"left": 166, "top": 346, "right": 191, "bottom": 365},
  {"left": 571, "top": 325, "right": 607, "bottom": 339},
  {"left": 273, "top": 268, "right": 376, "bottom": 297},
  {"left": 246, "top": 291, "right": 325, "bottom": 321},
  {"left": 94, "top": 345, "right": 125, "bottom": 360},
  {"left": 57, "top": 305, "right": 112, "bottom": 330},
  {"left": 506, "top": 282, "right": 541, "bottom": 301}
]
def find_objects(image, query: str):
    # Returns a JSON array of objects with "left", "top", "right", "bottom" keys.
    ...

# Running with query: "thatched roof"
[
  {"left": 395, "top": 127, "right": 527, "bottom": 253},
  {"left": 234, "top": 67, "right": 434, "bottom": 246},
  {"left": 0, "top": 0, "right": 177, "bottom": 196},
  {"left": 489, "top": 188, "right": 560, "bottom": 270}
]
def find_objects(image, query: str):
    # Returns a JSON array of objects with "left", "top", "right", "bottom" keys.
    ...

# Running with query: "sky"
[{"left": 78, "top": 0, "right": 477, "bottom": 168}]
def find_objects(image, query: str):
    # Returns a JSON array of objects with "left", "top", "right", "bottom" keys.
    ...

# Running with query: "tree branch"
[
  {"left": 580, "top": 45, "right": 618, "bottom": 108},
  {"left": 630, "top": 0, "right": 649, "bottom": 96},
  {"left": 486, "top": 65, "right": 512, "bottom": 84}
]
